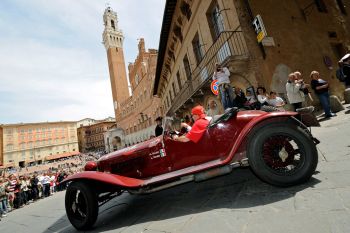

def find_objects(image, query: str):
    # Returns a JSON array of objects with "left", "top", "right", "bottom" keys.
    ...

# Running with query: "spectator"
[
  {"left": 206, "top": 100, "right": 219, "bottom": 117},
  {"left": 13, "top": 176, "right": 22, "bottom": 208},
  {"left": 50, "top": 173, "right": 56, "bottom": 194},
  {"left": 256, "top": 86, "right": 268, "bottom": 106},
  {"left": 244, "top": 90, "right": 258, "bottom": 109},
  {"left": 25, "top": 176, "right": 32, "bottom": 203},
  {"left": 234, "top": 87, "right": 247, "bottom": 109},
  {"left": 42, "top": 173, "right": 51, "bottom": 198},
  {"left": 30, "top": 174, "right": 39, "bottom": 201},
  {"left": 295, "top": 71, "right": 313, "bottom": 106},
  {"left": 310, "top": 71, "right": 335, "bottom": 118},
  {"left": 286, "top": 73, "right": 304, "bottom": 111},
  {"left": 0, "top": 178, "right": 7, "bottom": 219},
  {"left": 20, "top": 176, "right": 28, "bottom": 205},
  {"left": 155, "top": 117, "right": 163, "bottom": 137},
  {"left": 212, "top": 63, "right": 236, "bottom": 110},
  {"left": 266, "top": 91, "right": 285, "bottom": 111}
]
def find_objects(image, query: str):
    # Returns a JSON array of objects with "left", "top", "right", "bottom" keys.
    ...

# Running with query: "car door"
[
  {"left": 163, "top": 129, "right": 215, "bottom": 171},
  {"left": 138, "top": 136, "right": 173, "bottom": 177}
]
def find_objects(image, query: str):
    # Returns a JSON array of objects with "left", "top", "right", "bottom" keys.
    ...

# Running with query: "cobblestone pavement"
[{"left": 1, "top": 105, "right": 350, "bottom": 233}]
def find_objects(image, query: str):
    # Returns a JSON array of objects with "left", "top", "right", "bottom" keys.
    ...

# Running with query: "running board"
[
  {"left": 142, "top": 159, "right": 224, "bottom": 186},
  {"left": 129, "top": 161, "right": 246, "bottom": 194}
]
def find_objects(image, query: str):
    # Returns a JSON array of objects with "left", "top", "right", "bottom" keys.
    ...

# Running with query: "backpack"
[{"left": 336, "top": 67, "right": 346, "bottom": 82}]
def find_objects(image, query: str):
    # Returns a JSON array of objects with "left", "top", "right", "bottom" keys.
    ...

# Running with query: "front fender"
[
  {"left": 226, "top": 111, "right": 298, "bottom": 163},
  {"left": 62, "top": 171, "right": 145, "bottom": 188}
]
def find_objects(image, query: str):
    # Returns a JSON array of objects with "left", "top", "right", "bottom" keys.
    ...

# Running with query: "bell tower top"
[{"left": 102, "top": 7, "right": 124, "bottom": 50}]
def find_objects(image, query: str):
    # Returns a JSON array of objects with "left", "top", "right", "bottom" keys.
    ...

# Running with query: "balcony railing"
[{"left": 168, "top": 30, "right": 249, "bottom": 115}]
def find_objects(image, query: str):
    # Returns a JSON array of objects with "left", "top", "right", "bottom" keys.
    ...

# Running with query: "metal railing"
[{"left": 168, "top": 30, "right": 249, "bottom": 115}]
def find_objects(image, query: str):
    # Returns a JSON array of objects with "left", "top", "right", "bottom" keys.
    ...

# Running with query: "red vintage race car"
[{"left": 63, "top": 108, "right": 319, "bottom": 230}]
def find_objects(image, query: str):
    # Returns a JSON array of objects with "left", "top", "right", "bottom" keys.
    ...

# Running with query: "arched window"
[{"left": 111, "top": 20, "right": 115, "bottom": 29}]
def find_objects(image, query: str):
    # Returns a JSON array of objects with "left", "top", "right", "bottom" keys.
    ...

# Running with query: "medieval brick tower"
[{"left": 102, "top": 7, "right": 130, "bottom": 119}]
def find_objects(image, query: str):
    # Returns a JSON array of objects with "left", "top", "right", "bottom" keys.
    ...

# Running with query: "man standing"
[
  {"left": 310, "top": 71, "right": 335, "bottom": 118},
  {"left": 212, "top": 63, "right": 236, "bottom": 110},
  {"left": 172, "top": 105, "right": 209, "bottom": 143},
  {"left": 155, "top": 117, "right": 163, "bottom": 137},
  {"left": 286, "top": 73, "right": 305, "bottom": 110}
]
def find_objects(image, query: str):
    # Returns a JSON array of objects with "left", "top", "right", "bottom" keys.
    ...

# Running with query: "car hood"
[{"left": 98, "top": 136, "right": 162, "bottom": 165}]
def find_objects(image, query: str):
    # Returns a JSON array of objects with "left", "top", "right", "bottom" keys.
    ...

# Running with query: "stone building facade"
[
  {"left": 0, "top": 122, "right": 79, "bottom": 168},
  {"left": 115, "top": 39, "right": 161, "bottom": 146},
  {"left": 77, "top": 121, "right": 115, "bottom": 153},
  {"left": 153, "top": 0, "right": 350, "bottom": 117},
  {"left": 102, "top": 7, "right": 161, "bottom": 152}
]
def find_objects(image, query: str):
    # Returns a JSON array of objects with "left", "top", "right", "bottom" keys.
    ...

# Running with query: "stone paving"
[{"left": 1, "top": 105, "right": 350, "bottom": 233}]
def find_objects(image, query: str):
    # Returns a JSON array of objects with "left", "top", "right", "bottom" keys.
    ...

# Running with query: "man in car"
[{"left": 172, "top": 105, "right": 209, "bottom": 143}]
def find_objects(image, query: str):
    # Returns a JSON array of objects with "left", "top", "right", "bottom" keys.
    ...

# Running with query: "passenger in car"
[{"left": 172, "top": 105, "right": 210, "bottom": 143}]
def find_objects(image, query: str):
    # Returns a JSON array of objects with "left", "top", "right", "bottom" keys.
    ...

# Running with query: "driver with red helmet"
[{"left": 172, "top": 105, "right": 209, "bottom": 143}]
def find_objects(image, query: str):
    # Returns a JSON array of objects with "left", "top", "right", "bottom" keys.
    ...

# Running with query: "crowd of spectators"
[{"left": 0, "top": 153, "right": 98, "bottom": 221}]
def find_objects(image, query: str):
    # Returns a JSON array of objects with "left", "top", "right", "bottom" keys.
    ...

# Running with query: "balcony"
[{"left": 168, "top": 30, "right": 249, "bottom": 115}]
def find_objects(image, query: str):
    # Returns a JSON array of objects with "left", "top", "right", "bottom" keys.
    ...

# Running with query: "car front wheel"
[
  {"left": 65, "top": 181, "right": 98, "bottom": 230},
  {"left": 247, "top": 122, "right": 318, "bottom": 187}
]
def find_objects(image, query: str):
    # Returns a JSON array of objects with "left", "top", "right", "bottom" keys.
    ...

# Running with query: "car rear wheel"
[
  {"left": 247, "top": 122, "right": 318, "bottom": 187},
  {"left": 65, "top": 181, "right": 98, "bottom": 230}
]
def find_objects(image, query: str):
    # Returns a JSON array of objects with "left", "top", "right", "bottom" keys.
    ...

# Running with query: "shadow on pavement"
[
  {"left": 44, "top": 168, "right": 320, "bottom": 233},
  {"left": 318, "top": 117, "right": 332, "bottom": 122}
]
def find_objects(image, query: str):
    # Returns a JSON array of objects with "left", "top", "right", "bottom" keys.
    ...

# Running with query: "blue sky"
[{"left": 0, "top": 0, "right": 165, "bottom": 124}]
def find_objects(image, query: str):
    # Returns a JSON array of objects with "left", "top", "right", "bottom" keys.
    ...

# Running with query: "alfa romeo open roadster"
[{"left": 63, "top": 108, "right": 319, "bottom": 230}]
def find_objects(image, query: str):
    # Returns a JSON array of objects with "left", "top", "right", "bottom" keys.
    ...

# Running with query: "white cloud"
[{"left": 0, "top": 0, "right": 165, "bottom": 124}]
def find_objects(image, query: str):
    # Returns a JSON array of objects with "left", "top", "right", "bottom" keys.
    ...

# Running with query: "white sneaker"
[{"left": 1, "top": 214, "right": 7, "bottom": 217}]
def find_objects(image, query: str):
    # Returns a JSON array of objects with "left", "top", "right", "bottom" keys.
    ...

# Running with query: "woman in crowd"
[{"left": 256, "top": 86, "right": 269, "bottom": 107}]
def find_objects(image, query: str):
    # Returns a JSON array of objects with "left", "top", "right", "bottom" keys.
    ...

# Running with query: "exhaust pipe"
[{"left": 194, "top": 162, "right": 241, "bottom": 182}]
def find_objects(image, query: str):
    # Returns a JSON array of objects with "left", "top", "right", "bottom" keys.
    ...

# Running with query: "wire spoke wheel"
[
  {"left": 262, "top": 135, "right": 304, "bottom": 175},
  {"left": 247, "top": 121, "right": 318, "bottom": 187}
]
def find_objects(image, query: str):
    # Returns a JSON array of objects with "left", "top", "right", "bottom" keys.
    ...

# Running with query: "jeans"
[
  {"left": 318, "top": 92, "right": 332, "bottom": 116},
  {"left": 219, "top": 84, "right": 236, "bottom": 110},
  {"left": 0, "top": 199, "right": 7, "bottom": 215},
  {"left": 43, "top": 184, "right": 50, "bottom": 197}
]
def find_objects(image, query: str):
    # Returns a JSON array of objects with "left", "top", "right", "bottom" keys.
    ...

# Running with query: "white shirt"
[
  {"left": 246, "top": 95, "right": 257, "bottom": 104},
  {"left": 212, "top": 67, "right": 230, "bottom": 85},
  {"left": 286, "top": 81, "right": 305, "bottom": 104},
  {"left": 42, "top": 175, "right": 51, "bottom": 185},
  {"left": 50, "top": 176, "right": 56, "bottom": 186},
  {"left": 257, "top": 94, "right": 267, "bottom": 104},
  {"left": 267, "top": 97, "right": 285, "bottom": 110}
]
